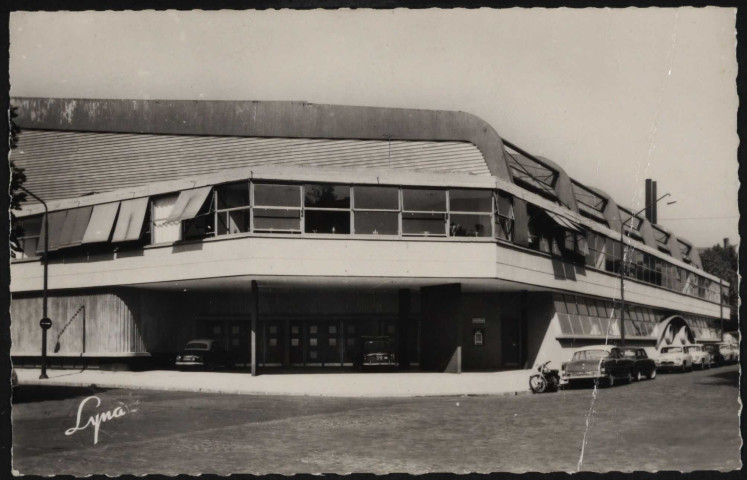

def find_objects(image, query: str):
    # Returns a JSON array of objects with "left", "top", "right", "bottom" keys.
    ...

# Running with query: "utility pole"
[{"left": 18, "top": 185, "right": 50, "bottom": 379}]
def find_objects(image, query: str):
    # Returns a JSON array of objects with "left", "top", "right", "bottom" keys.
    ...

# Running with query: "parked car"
[
  {"left": 618, "top": 347, "right": 657, "bottom": 381},
  {"left": 718, "top": 343, "right": 738, "bottom": 364},
  {"left": 560, "top": 345, "right": 634, "bottom": 388},
  {"left": 656, "top": 346, "right": 693, "bottom": 372},
  {"left": 175, "top": 339, "right": 234, "bottom": 370},
  {"left": 684, "top": 345, "right": 711, "bottom": 369},
  {"left": 703, "top": 344, "right": 725, "bottom": 366},
  {"left": 358, "top": 336, "right": 397, "bottom": 369}
]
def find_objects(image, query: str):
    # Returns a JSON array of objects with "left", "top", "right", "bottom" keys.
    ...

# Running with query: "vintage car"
[
  {"left": 618, "top": 347, "right": 657, "bottom": 381},
  {"left": 684, "top": 344, "right": 711, "bottom": 369},
  {"left": 358, "top": 336, "right": 397, "bottom": 369},
  {"left": 718, "top": 343, "right": 738, "bottom": 364},
  {"left": 656, "top": 346, "right": 693, "bottom": 372},
  {"left": 560, "top": 345, "right": 635, "bottom": 388},
  {"left": 703, "top": 344, "right": 725, "bottom": 366},
  {"left": 175, "top": 339, "right": 234, "bottom": 370}
]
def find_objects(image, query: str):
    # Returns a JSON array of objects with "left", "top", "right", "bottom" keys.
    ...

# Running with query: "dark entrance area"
[
  {"left": 501, "top": 317, "right": 521, "bottom": 368},
  {"left": 263, "top": 317, "right": 412, "bottom": 368},
  {"left": 196, "top": 317, "right": 252, "bottom": 366}
]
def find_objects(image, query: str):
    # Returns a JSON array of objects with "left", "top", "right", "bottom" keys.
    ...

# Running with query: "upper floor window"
[
  {"left": 352, "top": 185, "right": 399, "bottom": 235},
  {"left": 151, "top": 194, "right": 181, "bottom": 244},
  {"left": 253, "top": 183, "right": 302, "bottom": 233},
  {"left": 15, "top": 215, "right": 42, "bottom": 259},
  {"left": 304, "top": 184, "right": 351, "bottom": 234},
  {"left": 216, "top": 182, "right": 250, "bottom": 235},
  {"left": 494, "top": 192, "right": 514, "bottom": 242},
  {"left": 448, "top": 189, "right": 492, "bottom": 237},
  {"left": 402, "top": 188, "right": 447, "bottom": 236}
]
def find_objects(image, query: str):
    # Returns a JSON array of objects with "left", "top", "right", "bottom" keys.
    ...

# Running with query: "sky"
[{"left": 9, "top": 8, "right": 739, "bottom": 248}]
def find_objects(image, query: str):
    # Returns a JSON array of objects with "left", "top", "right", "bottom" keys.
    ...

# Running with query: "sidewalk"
[{"left": 15, "top": 367, "right": 534, "bottom": 398}]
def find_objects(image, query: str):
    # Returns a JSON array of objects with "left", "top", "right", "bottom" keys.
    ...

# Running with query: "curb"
[{"left": 17, "top": 378, "right": 533, "bottom": 398}]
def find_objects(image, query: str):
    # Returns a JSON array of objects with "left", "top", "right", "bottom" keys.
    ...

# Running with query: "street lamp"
[
  {"left": 17, "top": 185, "right": 50, "bottom": 379},
  {"left": 619, "top": 193, "right": 671, "bottom": 347}
]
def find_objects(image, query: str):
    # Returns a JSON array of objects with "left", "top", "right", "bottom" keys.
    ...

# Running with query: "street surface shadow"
[
  {"left": 12, "top": 385, "right": 110, "bottom": 404},
  {"left": 697, "top": 369, "right": 739, "bottom": 388}
]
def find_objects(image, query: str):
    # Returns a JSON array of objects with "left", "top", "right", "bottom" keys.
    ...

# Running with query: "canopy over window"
[
  {"left": 544, "top": 210, "right": 583, "bottom": 233},
  {"left": 36, "top": 210, "right": 69, "bottom": 253},
  {"left": 166, "top": 187, "right": 213, "bottom": 222},
  {"left": 111, "top": 197, "right": 149, "bottom": 242},
  {"left": 58, "top": 206, "right": 93, "bottom": 248},
  {"left": 82, "top": 202, "right": 121, "bottom": 244}
]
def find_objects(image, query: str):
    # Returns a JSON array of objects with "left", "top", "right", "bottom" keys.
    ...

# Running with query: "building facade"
[{"left": 9, "top": 97, "right": 731, "bottom": 372}]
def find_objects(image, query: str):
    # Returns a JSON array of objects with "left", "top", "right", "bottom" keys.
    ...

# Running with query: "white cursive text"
[{"left": 65, "top": 395, "right": 129, "bottom": 445}]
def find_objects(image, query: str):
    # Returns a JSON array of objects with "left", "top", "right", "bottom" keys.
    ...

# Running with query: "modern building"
[{"left": 9, "top": 97, "right": 731, "bottom": 373}]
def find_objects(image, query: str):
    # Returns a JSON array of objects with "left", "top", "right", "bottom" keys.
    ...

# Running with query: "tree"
[
  {"left": 9, "top": 105, "right": 27, "bottom": 255},
  {"left": 700, "top": 241, "right": 738, "bottom": 322}
]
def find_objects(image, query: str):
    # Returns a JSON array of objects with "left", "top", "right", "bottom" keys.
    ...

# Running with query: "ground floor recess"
[{"left": 196, "top": 316, "right": 420, "bottom": 368}]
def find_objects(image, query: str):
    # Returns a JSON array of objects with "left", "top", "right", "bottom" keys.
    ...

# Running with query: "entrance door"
[
  {"left": 501, "top": 318, "right": 521, "bottom": 368},
  {"left": 289, "top": 322, "right": 304, "bottom": 366},
  {"left": 262, "top": 320, "right": 284, "bottom": 366}
]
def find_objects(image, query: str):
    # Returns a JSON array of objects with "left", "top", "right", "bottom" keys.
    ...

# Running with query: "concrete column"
[
  {"left": 420, "top": 283, "right": 462, "bottom": 373},
  {"left": 398, "top": 289, "right": 411, "bottom": 370},
  {"left": 251, "top": 280, "right": 258, "bottom": 376}
]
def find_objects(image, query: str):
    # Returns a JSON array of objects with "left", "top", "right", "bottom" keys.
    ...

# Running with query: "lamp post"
[
  {"left": 17, "top": 185, "right": 50, "bottom": 379},
  {"left": 619, "top": 193, "right": 671, "bottom": 347}
]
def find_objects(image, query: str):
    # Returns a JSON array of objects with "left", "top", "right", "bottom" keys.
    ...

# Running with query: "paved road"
[{"left": 11, "top": 365, "right": 741, "bottom": 475}]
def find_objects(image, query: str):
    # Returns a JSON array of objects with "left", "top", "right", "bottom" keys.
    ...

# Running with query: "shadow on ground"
[
  {"left": 696, "top": 369, "right": 739, "bottom": 388},
  {"left": 12, "top": 385, "right": 110, "bottom": 404}
]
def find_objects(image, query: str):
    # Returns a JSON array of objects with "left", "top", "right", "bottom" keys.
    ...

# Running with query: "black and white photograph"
[{"left": 6, "top": 7, "right": 741, "bottom": 475}]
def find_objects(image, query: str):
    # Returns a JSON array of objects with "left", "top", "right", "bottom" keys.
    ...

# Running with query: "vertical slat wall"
[{"left": 10, "top": 290, "right": 146, "bottom": 355}]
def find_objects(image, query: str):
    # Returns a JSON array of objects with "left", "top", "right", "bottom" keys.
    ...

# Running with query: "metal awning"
[
  {"left": 166, "top": 187, "right": 212, "bottom": 222},
  {"left": 36, "top": 210, "right": 68, "bottom": 253},
  {"left": 111, "top": 197, "right": 149, "bottom": 242},
  {"left": 544, "top": 210, "right": 583, "bottom": 233},
  {"left": 58, "top": 206, "right": 93, "bottom": 248},
  {"left": 82, "top": 202, "right": 121, "bottom": 244}
]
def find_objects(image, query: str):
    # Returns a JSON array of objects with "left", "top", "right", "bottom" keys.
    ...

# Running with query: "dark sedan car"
[
  {"left": 619, "top": 347, "right": 657, "bottom": 381},
  {"left": 175, "top": 339, "right": 234, "bottom": 370},
  {"left": 704, "top": 344, "right": 725, "bottom": 366},
  {"left": 560, "top": 345, "right": 635, "bottom": 388},
  {"left": 358, "top": 336, "right": 397, "bottom": 369}
]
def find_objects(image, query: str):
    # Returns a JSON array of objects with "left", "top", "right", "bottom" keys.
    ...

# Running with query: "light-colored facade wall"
[{"left": 11, "top": 236, "right": 726, "bottom": 320}]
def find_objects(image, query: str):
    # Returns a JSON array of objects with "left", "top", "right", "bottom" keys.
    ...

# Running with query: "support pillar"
[
  {"left": 398, "top": 289, "right": 411, "bottom": 370},
  {"left": 420, "top": 283, "right": 462, "bottom": 373},
  {"left": 251, "top": 280, "right": 259, "bottom": 377}
]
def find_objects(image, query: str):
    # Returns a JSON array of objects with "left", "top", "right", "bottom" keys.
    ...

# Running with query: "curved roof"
[{"left": 10, "top": 97, "right": 704, "bottom": 269}]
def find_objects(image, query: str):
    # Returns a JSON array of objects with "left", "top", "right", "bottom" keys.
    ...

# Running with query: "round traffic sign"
[{"left": 39, "top": 317, "right": 52, "bottom": 329}]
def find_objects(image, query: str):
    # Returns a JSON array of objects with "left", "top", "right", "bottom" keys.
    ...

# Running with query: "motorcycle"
[{"left": 529, "top": 360, "right": 560, "bottom": 393}]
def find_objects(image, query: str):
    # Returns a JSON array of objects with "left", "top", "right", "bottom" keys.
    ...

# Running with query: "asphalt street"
[{"left": 11, "top": 364, "right": 741, "bottom": 475}]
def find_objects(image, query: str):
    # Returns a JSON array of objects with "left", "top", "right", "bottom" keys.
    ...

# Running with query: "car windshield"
[
  {"left": 363, "top": 340, "right": 391, "bottom": 353},
  {"left": 572, "top": 350, "right": 609, "bottom": 361},
  {"left": 661, "top": 347, "right": 683, "bottom": 353},
  {"left": 686, "top": 346, "right": 701, "bottom": 352},
  {"left": 620, "top": 349, "right": 637, "bottom": 358},
  {"left": 185, "top": 342, "right": 210, "bottom": 350}
]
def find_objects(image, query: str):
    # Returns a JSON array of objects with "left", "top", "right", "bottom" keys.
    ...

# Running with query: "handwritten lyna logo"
[{"left": 65, "top": 395, "right": 133, "bottom": 445}]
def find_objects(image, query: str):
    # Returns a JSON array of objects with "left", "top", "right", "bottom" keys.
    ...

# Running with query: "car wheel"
[
  {"left": 648, "top": 369, "right": 657, "bottom": 380},
  {"left": 636, "top": 370, "right": 643, "bottom": 382},
  {"left": 681, "top": 364, "right": 687, "bottom": 373},
  {"left": 626, "top": 371, "right": 633, "bottom": 384},
  {"left": 606, "top": 373, "right": 615, "bottom": 388}
]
